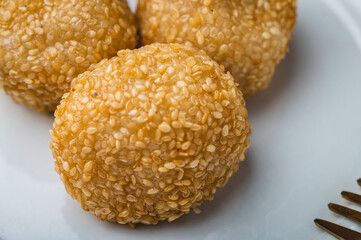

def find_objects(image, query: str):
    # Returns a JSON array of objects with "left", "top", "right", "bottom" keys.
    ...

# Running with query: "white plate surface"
[{"left": 1, "top": 0, "right": 361, "bottom": 239}]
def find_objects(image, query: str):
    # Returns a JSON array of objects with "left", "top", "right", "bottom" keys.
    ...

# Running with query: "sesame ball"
[
  {"left": 50, "top": 43, "right": 251, "bottom": 225},
  {"left": 0, "top": 0, "right": 137, "bottom": 112},
  {"left": 137, "top": 0, "right": 297, "bottom": 97}
]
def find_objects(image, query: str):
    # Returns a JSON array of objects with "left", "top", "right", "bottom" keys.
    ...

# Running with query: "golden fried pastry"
[
  {"left": 50, "top": 43, "right": 251, "bottom": 225},
  {"left": 137, "top": 0, "right": 297, "bottom": 97},
  {"left": 0, "top": 0, "right": 137, "bottom": 112}
]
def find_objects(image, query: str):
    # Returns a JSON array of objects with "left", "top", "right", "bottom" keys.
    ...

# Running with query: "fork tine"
[
  {"left": 342, "top": 191, "right": 361, "bottom": 206},
  {"left": 357, "top": 178, "right": 361, "bottom": 187},
  {"left": 314, "top": 218, "right": 361, "bottom": 240},
  {"left": 329, "top": 203, "right": 361, "bottom": 224}
]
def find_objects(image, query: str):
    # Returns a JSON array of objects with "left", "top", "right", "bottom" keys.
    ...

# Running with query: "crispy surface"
[
  {"left": 50, "top": 43, "right": 251, "bottom": 224},
  {"left": 0, "top": 0, "right": 137, "bottom": 112},
  {"left": 137, "top": 0, "right": 297, "bottom": 97}
]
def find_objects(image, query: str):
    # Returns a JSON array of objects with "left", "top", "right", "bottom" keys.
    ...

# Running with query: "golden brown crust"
[
  {"left": 137, "top": 0, "right": 297, "bottom": 97},
  {"left": 50, "top": 43, "right": 251, "bottom": 224},
  {"left": 0, "top": 0, "right": 137, "bottom": 112}
]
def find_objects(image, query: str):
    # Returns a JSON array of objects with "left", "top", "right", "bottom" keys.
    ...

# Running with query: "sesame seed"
[
  {"left": 168, "top": 214, "right": 183, "bottom": 222},
  {"left": 176, "top": 80, "right": 187, "bottom": 88},
  {"left": 118, "top": 210, "right": 129, "bottom": 218},
  {"left": 196, "top": 31, "right": 205, "bottom": 45},
  {"left": 171, "top": 121, "right": 182, "bottom": 129},
  {"left": 262, "top": 32, "right": 271, "bottom": 39},
  {"left": 193, "top": 208, "right": 201, "bottom": 214},
  {"left": 86, "top": 127, "right": 97, "bottom": 134},
  {"left": 181, "top": 141, "right": 192, "bottom": 150},
  {"left": 155, "top": 91, "right": 166, "bottom": 100},
  {"left": 126, "top": 195, "right": 137, "bottom": 202},
  {"left": 135, "top": 141, "right": 146, "bottom": 148},
  {"left": 167, "top": 67, "right": 175, "bottom": 75},
  {"left": 222, "top": 125, "right": 229, "bottom": 136},
  {"left": 140, "top": 65, "right": 148, "bottom": 74},
  {"left": 212, "top": 112, "right": 223, "bottom": 119},
  {"left": 158, "top": 122, "right": 171, "bottom": 133},
  {"left": 75, "top": 56, "right": 85, "bottom": 64},
  {"left": 69, "top": 167, "right": 77, "bottom": 176},
  {"left": 189, "top": 160, "right": 199, "bottom": 168},
  {"left": 164, "top": 162, "right": 176, "bottom": 169},
  {"left": 181, "top": 180, "right": 191, "bottom": 186},
  {"left": 128, "top": 109, "right": 138, "bottom": 116},
  {"left": 62, "top": 162, "right": 70, "bottom": 172},
  {"left": 158, "top": 167, "right": 170, "bottom": 173},
  {"left": 142, "top": 179, "right": 153, "bottom": 187},
  {"left": 84, "top": 161, "right": 94, "bottom": 172},
  {"left": 147, "top": 188, "right": 159, "bottom": 194},
  {"left": 206, "top": 144, "right": 216, "bottom": 153},
  {"left": 82, "top": 147, "right": 92, "bottom": 154},
  {"left": 270, "top": 27, "right": 281, "bottom": 35}
]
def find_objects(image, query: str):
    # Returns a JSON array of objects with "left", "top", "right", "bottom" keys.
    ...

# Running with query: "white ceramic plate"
[{"left": 1, "top": 0, "right": 361, "bottom": 239}]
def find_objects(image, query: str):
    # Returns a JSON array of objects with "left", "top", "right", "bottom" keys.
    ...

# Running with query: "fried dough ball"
[
  {"left": 137, "top": 0, "right": 297, "bottom": 97},
  {"left": 50, "top": 43, "right": 251, "bottom": 225},
  {"left": 0, "top": 0, "right": 137, "bottom": 112}
]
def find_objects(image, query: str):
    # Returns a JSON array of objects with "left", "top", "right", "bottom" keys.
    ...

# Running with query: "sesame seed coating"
[
  {"left": 50, "top": 43, "right": 251, "bottom": 225},
  {"left": 0, "top": 0, "right": 137, "bottom": 112},
  {"left": 137, "top": 0, "right": 297, "bottom": 98}
]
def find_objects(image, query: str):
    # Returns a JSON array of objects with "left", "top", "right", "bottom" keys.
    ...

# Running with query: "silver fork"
[{"left": 315, "top": 179, "right": 361, "bottom": 239}]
